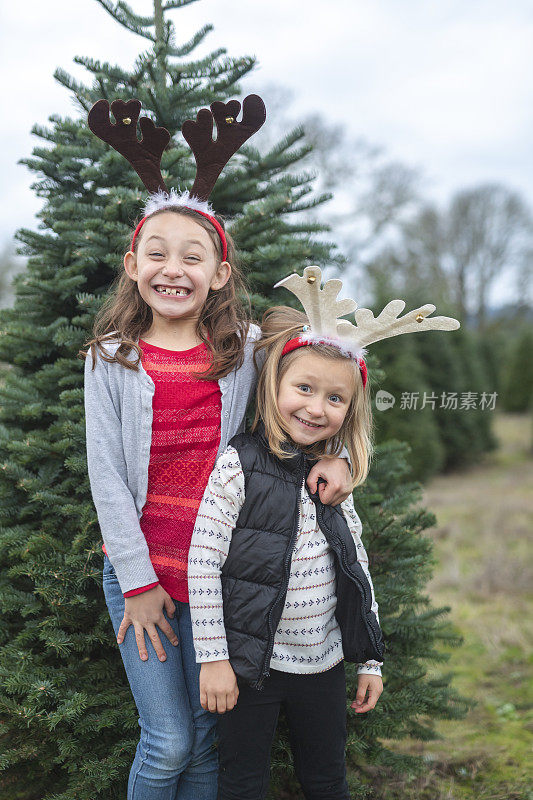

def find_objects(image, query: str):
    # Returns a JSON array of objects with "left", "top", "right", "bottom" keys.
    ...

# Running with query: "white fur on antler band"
[
  {"left": 144, "top": 188, "right": 215, "bottom": 217},
  {"left": 299, "top": 333, "right": 367, "bottom": 363}
]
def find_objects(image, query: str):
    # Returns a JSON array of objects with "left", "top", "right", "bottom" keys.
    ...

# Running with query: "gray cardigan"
[{"left": 84, "top": 325, "right": 260, "bottom": 594}]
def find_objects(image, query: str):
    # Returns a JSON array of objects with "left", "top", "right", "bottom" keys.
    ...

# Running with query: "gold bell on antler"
[
  {"left": 415, "top": 313, "right": 425, "bottom": 323},
  {"left": 307, "top": 275, "right": 316, "bottom": 284}
]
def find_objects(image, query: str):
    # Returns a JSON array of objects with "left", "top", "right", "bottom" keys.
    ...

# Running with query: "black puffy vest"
[{"left": 221, "top": 427, "right": 385, "bottom": 689}]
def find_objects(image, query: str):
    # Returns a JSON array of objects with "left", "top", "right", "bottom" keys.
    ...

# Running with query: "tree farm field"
[{"left": 373, "top": 412, "right": 533, "bottom": 800}]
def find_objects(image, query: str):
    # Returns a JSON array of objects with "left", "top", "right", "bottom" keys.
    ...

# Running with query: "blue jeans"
[{"left": 102, "top": 555, "right": 218, "bottom": 800}]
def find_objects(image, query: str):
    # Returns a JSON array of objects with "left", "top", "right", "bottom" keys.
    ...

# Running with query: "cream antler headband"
[{"left": 275, "top": 266, "right": 460, "bottom": 387}]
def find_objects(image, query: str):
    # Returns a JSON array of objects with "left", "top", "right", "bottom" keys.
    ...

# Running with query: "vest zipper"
[
  {"left": 256, "top": 454, "right": 305, "bottom": 690},
  {"left": 315, "top": 504, "right": 383, "bottom": 658}
]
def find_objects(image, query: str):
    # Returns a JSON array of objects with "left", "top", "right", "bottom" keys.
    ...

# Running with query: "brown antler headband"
[
  {"left": 88, "top": 94, "right": 266, "bottom": 202},
  {"left": 88, "top": 94, "right": 266, "bottom": 255},
  {"left": 88, "top": 99, "right": 171, "bottom": 194},
  {"left": 182, "top": 95, "right": 266, "bottom": 201}
]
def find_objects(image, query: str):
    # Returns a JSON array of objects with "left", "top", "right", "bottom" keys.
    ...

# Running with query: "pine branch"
[
  {"left": 93, "top": 0, "right": 155, "bottom": 39},
  {"left": 167, "top": 24, "right": 213, "bottom": 57},
  {"left": 166, "top": 49, "right": 231, "bottom": 78},
  {"left": 54, "top": 69, "right": 95, "bottom": 108},
  {"left": 73, "top": 56, "right": 132, "bottom": 86}
]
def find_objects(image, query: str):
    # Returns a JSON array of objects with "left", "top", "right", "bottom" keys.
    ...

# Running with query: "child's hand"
[
  {"left": 117, "top": 585, "right": 178, "bottom": 662},
  {"left": 351, "top": 674, "right": 383, "bottom": 713},
  {"left": 200, "top": 660, "right": 239, "bottom": 714},
  {"left": 307, "top": 457, "right": 352, "bottom": 505}
]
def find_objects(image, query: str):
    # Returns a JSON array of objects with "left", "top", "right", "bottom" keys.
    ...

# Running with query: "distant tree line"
[{"left": 284, "top": 108, "right": 533, "bottom": 475}]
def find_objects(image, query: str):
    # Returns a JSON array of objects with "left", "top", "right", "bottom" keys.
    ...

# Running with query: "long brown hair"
[
  {"left": 80, "top": 206, "right": 251, "bottom": 379},
  {"left": 253, "top": 306, "right": 373, "bottom": 489}
]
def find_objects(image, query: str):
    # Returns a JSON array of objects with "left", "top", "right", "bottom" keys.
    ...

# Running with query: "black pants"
[{"left": 217, "top": 661, "right": 350, "bottom": 800}]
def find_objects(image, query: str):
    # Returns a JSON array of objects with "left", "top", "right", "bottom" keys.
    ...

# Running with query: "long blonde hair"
[
  {"left": 253, "top": 306, "right": 373, "bottom": 489},
  {"left": 79, "top": 206, "right": 251, "bottom": 380}
]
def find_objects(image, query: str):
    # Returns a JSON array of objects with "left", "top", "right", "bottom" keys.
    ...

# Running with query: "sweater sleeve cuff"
[
  {"left": 357, "top": 662, "right": 382, "bottom": 676},
  {"left": 124, "top": 581, "right": 160, "bottom": 597},
  {"left": 195, "top": 642, "right": 230, "bottom": 663}
]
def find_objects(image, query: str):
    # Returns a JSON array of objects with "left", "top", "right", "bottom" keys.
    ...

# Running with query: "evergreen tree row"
[{"left": 371, "top": 328, "right": 497, "bottom": 482}]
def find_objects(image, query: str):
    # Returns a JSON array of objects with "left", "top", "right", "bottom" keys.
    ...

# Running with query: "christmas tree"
[
  {"left": 0, "top": 2, "right": 467, "bottom": 798},
  {"left": 450, "top": 328, "right": 497, "bottom": 457},
  {"left": 413, "top": 331, "right": 490, "bottom": 472},
  {"left": 502, "top": 327, "right": 533, "bottom": 412},
  {"left": 371, "top": 334, "right": 445, "bottom": 482}
]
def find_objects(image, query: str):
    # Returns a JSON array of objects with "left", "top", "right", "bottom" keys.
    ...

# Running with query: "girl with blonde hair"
[
  {"left": 188, "top": 302, "right": 382, "bottom": 800},
  {"left": 188, "top": 266, "right": 459, "bottom": 799}
]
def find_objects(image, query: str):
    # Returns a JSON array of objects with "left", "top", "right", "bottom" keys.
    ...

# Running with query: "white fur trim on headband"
[
  {"left": 143, "top": 189, "right": 215, "bottom": 218},
  {"left": 299, "top": 333, "right": 367, "bottom": 362}
]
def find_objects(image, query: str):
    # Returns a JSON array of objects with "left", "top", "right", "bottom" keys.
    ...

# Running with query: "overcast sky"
[{"left": 1, "top": 0, "right": 532, "bottom": 256}]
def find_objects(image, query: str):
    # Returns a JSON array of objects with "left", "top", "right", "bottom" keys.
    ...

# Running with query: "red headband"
[
  {"left": 281, "top": 336, "right": 368, "bottom": 388},
  {"left": 131, "top": 207, "right": 228, "bottom": 260}
]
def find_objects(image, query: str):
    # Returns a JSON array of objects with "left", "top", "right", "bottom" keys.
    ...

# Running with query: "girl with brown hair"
[{"left": 83, "top": 96, "right": 354, "bottom": 799}]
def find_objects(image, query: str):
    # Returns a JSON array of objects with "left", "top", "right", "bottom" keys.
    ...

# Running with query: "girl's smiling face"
[
  {"left": 124, "top": 211, "right": 231, "bottom": 325},
  {"left": 277, "top": 350, "right": 355, "bottom": 446}
]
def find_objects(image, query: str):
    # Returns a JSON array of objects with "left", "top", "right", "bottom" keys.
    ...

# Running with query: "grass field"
[{"left": 373, "top": 413, "right": 533, "bottom": 800}]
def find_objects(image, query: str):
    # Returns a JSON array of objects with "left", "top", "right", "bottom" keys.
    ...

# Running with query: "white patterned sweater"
[{"left": 188, "top": 446, "right": 383, "bottom": 676}]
